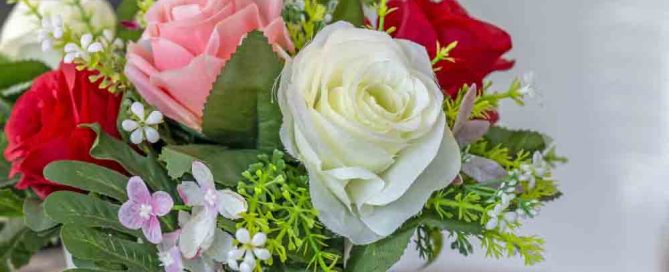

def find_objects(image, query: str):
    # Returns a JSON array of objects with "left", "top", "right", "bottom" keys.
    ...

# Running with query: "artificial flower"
[
  {"left": 158, "top": 231, "right": 184, "bottom": 272},
  {"left": 485, "top": 192, "right": 517, "bottom": 232},
  {"left": 278, "top": 22, "right": 461, "bottom": 244},
  {"left": 37, "top": 15, "right": 64, "bottom": 51},
  {"left": 173, "top": 211, "right": 234, "bottom": 272},
  {"left": 63, "top": 33, "right": 104, "bottom": 63},
  {"left": 124, "top": 0, "right": 294, "bottom": 130},
  {"left": 518, "top": 151, "right": 549, "bottom": 189},
  {"left": 452, "top": 84, "right": 490, "bottom": 145},
  {"left": 121, "top": 102, "right": 164, "bottom": 144},
  {"left": 385, "top": 0, "right": 514, "bottom": 97},
  {"left": 119, "top": 176, "right": 174, "bottom": 244},
  {"left": 227, "top": 228, "right": 271, "bottom": 272},
  {"left": 3, "top": 63, "right": 121, "bottom": 198},
  {"left": 0, "top": 0, "right": 116, "bottom": 67},
  {"left": 177, "top": 161, "right": 247, "bottom": 258}
]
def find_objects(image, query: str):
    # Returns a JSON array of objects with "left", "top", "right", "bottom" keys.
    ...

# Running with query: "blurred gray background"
[{"left": 1, "top": 0, "right": 669, "bottom": 272}]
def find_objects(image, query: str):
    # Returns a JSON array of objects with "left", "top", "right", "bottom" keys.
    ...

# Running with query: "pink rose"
[{"left": 125, "top": 0, "right": 294, "bottom": 130}]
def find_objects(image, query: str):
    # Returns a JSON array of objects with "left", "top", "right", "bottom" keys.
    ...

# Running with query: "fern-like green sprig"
[{"left": 236, "top": 151, "right": 341, "bottom": 272}]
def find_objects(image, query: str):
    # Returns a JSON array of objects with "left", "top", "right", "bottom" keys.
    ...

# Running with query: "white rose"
[
  {"left": 278, "top": 22, "right": 461, "bottom": 244},
  {"left": 0, "top": 0, "right": 116, "bottom": 68}
]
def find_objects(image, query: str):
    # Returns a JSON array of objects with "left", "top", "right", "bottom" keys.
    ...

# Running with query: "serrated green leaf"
[
  {"left": 0, "top": 189, "right": 23, "bottom": 217},
  {"left": 159, "top": 145, "right": 259, "bottom": 186},
  {"left": 44, "top": 160, "right": 129, "bottom": 202},
  {"left": 256, "top": 78, "right": 282, "bottom": 153},
  {"left": 23, "top": 198, "right": 57, "bottom": 232},
  {"left": 484, "top": 126, "right": 547, "bottom": 155},
  {"left": 202, "top": 31, "right": 284, "bottom": 148},
  {"left": 0, "top": 60, "right": 50, "bottom": 91},
  {"left": 346, "top": 226, "right": 415, "bottom": 272},
  {"left": 82, "top": 123, "right": 174, "bottom": 195},
  {"left": 61, "top": 225, "right": 159, "bottom": 272},
  {"left": 44, "top": 191, "right": 138, "bottom": 237},
  {"left": 332, "top": 0, "right": 364, "bottom": 26}
]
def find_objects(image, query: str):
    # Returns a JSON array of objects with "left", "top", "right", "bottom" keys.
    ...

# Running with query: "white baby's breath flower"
[
  {"left": 63, "top": 33, "right": 104, "bottom": 63},
  {"left": 227, "top": 228, "right": 271, "bottom": 272},
  {"left": 278, "top": 22, "right": 461, "bottom": 244},
  {"left": 485, "top": 193, "right": 518, "bottom": 232},
  {"left": 121, "top": 102, "right": 164, "bottom": 144},
  {"left": 37, "top": 15, "right": 63, "bottom": 51},
  {"left": 518, "top": 151, "right": 549, "bottom": 189},
  {"left": 518, "top": 72, "right": 536, "bottom": 98},
  {"left": 101, "top": 29, "right": 124, "bottom": 50}
]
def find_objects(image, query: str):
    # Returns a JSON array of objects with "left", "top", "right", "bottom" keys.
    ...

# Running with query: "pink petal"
[
  {"left": 217, "top": 189, "right": 247, "bottom": 220},
  {"left": 118, "top": 202, "right": 144, "bottom": 230},
  {"left": 453, "top": 85, "right": 477, "bottom": 133},
  {"left": 191, "top": 161, "right": 215, "bottom": 189},
  {"left": 165, "top": 247, "right": 184, "bottom": 272},
  {"left": 251, "top": 0, "right": 283, "bottom": 24},
  {"left": 151, "top": 191, "right": 174, "bottom": 216},
  {"left": 125, "top": 64, "right": 202, "bottom": 130},
  {"left": 143, "top": 216, "right": 163, "bottom": 244},
  {"left": 150, "top": 55, "right": 224, "bottom": 120},
  {"left": 127, "top": 176, "right": 151, "bottom": 203},
  {"left": 151, "top": 0, "right": 233, "bottom": 54},
  {"left": 177, "top": 181, "right": 205, "bottom": 206},
  {"left": 151, "top": 38, "right": 195, "bottom": 71},
  {"left": 206, "top": 4, "right": 263, "bottom": 60},
  {"left": 170, "top": 3, "right": 203, "bottom": 21},
  {"left": 263, "top": 17, "right": 295, "bottom": 53},
  {"left": 455, "top": 120, "right": 490, "bottom": 146},
  {"left": 160, "top": 230, "right": 182, "bottom": 251}
]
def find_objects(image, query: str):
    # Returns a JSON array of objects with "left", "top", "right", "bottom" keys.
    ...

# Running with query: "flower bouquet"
[{"left": 0, "top": 0, "right": 564, "bottom": 271}]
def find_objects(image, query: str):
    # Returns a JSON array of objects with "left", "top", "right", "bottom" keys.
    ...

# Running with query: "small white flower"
[
  {"left": 518, "top": 151, "right": 550, "bottom": 189},
  {"left": 122, "top": 102, "right": 164, "bottom": 144},
  {"left": 101, "top": 29, "right": 124, "bottom": 50},
  {"left": 63, "top": 33, "right": 104, "bottom": 63},
  {"left": 227, "top": 228, "right": 271, "bottom": 272},
  {"left": 518, "top": 72, "right": 536, "bottom": 97},
  {"left": 485, "top": 193, "right": 518, "bottom": 231},
  {"left": 38, "top": 15, "right": 64, "bottom": 51}
]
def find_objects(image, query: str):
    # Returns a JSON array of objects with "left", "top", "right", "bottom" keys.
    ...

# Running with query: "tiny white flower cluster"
[
  {"left": 517, "top": 151, "right": 550, "bottom": 189},
  {"left": 63, "top": 29, "right": 123, "bottom": 64},
  {"left": 64, "top": 33, "right": 103, "bottom": 63},
  {"left": 518, "top": 72, "right": 536, "bottom": 98},
  {"left": 227, "top": 228, "right": 271, "bottom": 272},
  {"left": 516, "top": 200, "right": 541, "bottom": 220},
  {"left": 38, "top": 15, "right": 64, "bottom": 51},
  {"left": 485, "top": 192, "right": 517, "bottom": 232},
  {"left": 122, "top": 102, "right": 164, "bottom": 144}
]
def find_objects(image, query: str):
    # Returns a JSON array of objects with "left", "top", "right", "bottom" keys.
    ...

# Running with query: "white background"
[{"left": 398, "top": 0, "right": 669, "bottom": 271}]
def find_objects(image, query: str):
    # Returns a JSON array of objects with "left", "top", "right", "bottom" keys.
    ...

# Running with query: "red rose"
[
  {"left": 385, "top": 0, "right": 514, "bottom": 98},
  {"left": 4, "top": 64, "right": 121, "bottom": 199}
]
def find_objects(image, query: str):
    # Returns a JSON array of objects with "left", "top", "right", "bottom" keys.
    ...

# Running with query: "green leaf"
[
  {"left": 0, "top": 60, "right": 50, "bottom": 91},
  {"left": 332, "top": 0, "right": 364, "bottom": 26},
  {"left": 44, "top": 160, "right": 129, "bottom": 202},
  {"left": 44, "top": 191, "right": 138, "bottom": 237},
  {"left": 484, "top": 126, "right": 548, "bottom": 155},
  {"left": 159, "top": 145, "right": 259, "bottom": 187},
  {"left": 61, "top": 225, "right": 160, "bottom": 272},
  {"left": 256, "top": 79, "right": 283, "bottom": 153},
  {"left": 408, "top": 213, "right": 483, "bottom": 234},
  {"left": 0, "top": 219, "right": 53, "bottom": 271},
  {"left": 0, "top": 189, "right": 23, "bottom": 217},
  {"left": 82, "top": 123, "right": 174, "bottom": 195},
  {"left": 23, "top": 198, "right": 57, "bottom": 232},
  {"left": 115, "top": 0, "right": 142, "bottom": 41},
  {"left": 346, "top": 226, "right": 416, "bottom": 272},
  {"left": 202, "top": 31, "right": 284, "bottom": 149}
]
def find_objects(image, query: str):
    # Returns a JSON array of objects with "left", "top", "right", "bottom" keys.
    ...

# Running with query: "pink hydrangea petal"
[
  {"left": 177, "top": 181, "right": 205, "bottom": 206},
  {"left": 143, "top": 216, "right": 163, "bottom": 244},
  {"left": 191, "top": 161, "right": 215, "bottom": 189},
  {"left": 127, "top": 176, "right": 151, "bottom": 203},
  {"left": 160, "top": 230, "right": 182, "bottom": 251},
  {"left": 151, "top": 38, "right": 195, "bottom": 71},
  {"left": 150, "top": 54, "right": 224, "bottom": 119},
  {"left": 179, "top": 208, "right": 217, "bottom": 258},
  {"left": 206, "top": 4, "right": 263, "bottom": 59},
  {"left": 217, "top": 189, "right": 247, "bottom": 220},
  {"left": 151, "top": 191, "right": 174, "bottom": 216},
  {"left": 165, "top": 247, "right": 184, "bottom": 272},
  {"left": 118, "top": 202, "right": 144, "bottom": 230},
  {"left": 125, "top": 64, "right": 202, "bottom": 130}
]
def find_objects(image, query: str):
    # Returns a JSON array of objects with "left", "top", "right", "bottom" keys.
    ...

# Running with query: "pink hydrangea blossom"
[{"left": 118, "top": 176, "right": 174, "bottom": 244}]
